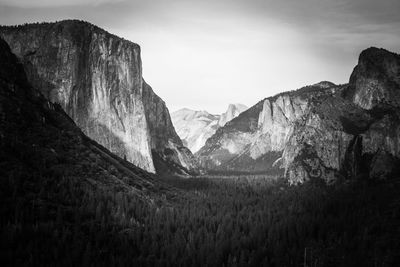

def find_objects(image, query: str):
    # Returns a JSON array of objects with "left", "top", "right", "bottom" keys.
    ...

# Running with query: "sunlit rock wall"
[{"left": 0, "top": 20, "right": 198, "bottom": 173}]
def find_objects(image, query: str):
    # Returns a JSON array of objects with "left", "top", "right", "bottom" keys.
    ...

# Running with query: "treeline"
[{"left": 0, "top": 20, "right": 89, "bottom": 29}]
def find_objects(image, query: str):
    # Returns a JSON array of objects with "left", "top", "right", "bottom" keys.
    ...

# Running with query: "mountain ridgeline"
[
  {"left": 198, "top": 49, "right": 400, "bottom": 183},
  {"left": 171, "top": 103, "right": 247, "bottom": 153},
  {"left": 0, "top": 20, "right": 198, "bottom": 175}
]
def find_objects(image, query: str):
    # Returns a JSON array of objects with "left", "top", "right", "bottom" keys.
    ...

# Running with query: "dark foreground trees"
[{"left": 1, "top": 173, "right": 399, "bottom": 266}]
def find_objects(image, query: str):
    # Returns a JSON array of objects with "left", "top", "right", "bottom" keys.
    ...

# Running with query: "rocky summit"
[
  {"left": 0, "top": 20, "right": 197, "bottom": 175},
  {"left": 198, "top": 48, "right": 400, "bottom": 183},
  {"left": 171, "top": 103, "right": 247, "bottom": 153},
  {"left": 346, "top": 47, "right": 400, "bottom": 110}
]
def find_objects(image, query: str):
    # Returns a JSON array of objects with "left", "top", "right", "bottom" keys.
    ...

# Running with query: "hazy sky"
[{"left": 0, "top": 0, "right": 399, "bottom": 113}]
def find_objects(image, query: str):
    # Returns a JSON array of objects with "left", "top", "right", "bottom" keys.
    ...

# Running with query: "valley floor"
[{"left": 1, "top": 172, "right": 400, "bottom": 266}]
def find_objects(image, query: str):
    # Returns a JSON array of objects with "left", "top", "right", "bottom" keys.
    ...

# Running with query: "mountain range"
[
  {"left": 1, "top": 20, "right": 398, "bottom": 185},
  {"left": 171, "top": 103, "right": 247, "bottom": 153}
]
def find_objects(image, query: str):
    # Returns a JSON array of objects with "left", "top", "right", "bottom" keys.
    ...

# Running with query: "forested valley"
[{"left": 1, "top": 170, "right": 399, "bottom": 266}]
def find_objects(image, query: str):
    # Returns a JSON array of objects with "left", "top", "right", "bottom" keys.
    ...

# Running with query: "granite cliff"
[
  {"left": 346, "top": 47, "right": 400, "bottom": 110},
  {"left": 197, "top": 82, "right": 336, "bottom": 174},
  {"left": 283, "top": 48, "right": 400, "bottom": 184},
  {"left": 199, "top": 48, "right": 400, "bottom": 182},
  {"left": 217, "top": 103, "right": 248, "bottom": 127},
  {"left": 142, "top": 80, "right": 198, "bottom": 174},
  {"left": 0, "top": 20, "right": 197, "bottom": 174},
  {"left": 0, "top": 35, "right": 172, "bottom": 204},
  {"left": 171, "top": 103, "right": 247, "bottom": 153}
]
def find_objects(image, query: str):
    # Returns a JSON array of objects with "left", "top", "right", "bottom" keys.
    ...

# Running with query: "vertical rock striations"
[
  {"left": 142, "top": 80, "right": 198, "bottom": 174},
  {"left": 347, "top": 47, "right": 400, "bottom": 109},
  {"left": 0, "top": 20, "right": 197, "bottom": 174},
  {"left": 0, "top": 36, "right": 171, "bottom": 207},
  {"left": 282, "top": 48, "right": 400, "bottom": 183},
  {"left": 200, "top": 46, "right": 400, "bottom": 183},
  {"left": 197, "top": 82, "right": 336, "bottom": 174}
]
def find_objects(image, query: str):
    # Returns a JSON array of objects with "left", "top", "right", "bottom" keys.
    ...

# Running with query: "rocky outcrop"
[
  {"left": 197, "top": 82, "right": 336, "bottom": 174},
  {"left": 248, "top": 94, "right": 308, "bottom": 159},
  {"left": 200, "top": 47, "right": 400, "bottom": 183},
  {"left": 282, "top": 96, "right": 400, "bottom": 184},
  {"left": 0, "top": 36, "right": 169, "bottom": 202},
  {"left": 0, "top": 20, "right": 197, "bottom": 174},
  {"left": 171, "top": 104, "right": 247, "bottom": 153},
  {"left": 217, "top": 103, "right": 248, "bottom": 127},
  {"left": 142, "top": 80, "right": 198, "bottom": 174},
  {"left": 281, "top": 94, "right": 362, "bottom": 184},
  {"left": 347, "top": 47, "right": 400, "bottom": 109},
  {"left": 282, "top": 48, "right": 400, "bottom": 184}
]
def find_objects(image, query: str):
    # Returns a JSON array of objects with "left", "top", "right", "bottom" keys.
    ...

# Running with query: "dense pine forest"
[{"left": 1, "top": 170, "right": 399, "bottom": 266}]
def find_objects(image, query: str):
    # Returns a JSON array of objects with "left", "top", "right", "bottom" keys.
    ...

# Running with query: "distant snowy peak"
[{"left": 172, "top": 104, "right": 248, "bottom": 153}]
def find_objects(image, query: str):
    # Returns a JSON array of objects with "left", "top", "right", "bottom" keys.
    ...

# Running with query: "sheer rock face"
[
  {"left": 218, "top": 103, "right": 248, "bottom": 127},
  {"left": 282, "top": 48, "right": 400, "bottom": 184},
  {"left": 142, "top": 81, "right": 198, "bottom": 174},
  {"left": 249, "top": 95, "right": 308, "bottom": 159},
  {"left": 0, "top": 20, "right": 196, "bottom": 174},
  {"left": 142, "top": 80, "right": 181, "bottom": 150},
  {"left": 197, "top": 82, "right": 335, "bottom": 174},
  {"left": 281, "top": 95, "right": 362, "bottom": 184},
  {"left": 0, "top": 36, "right": 172, "bottom": 204},
  {"left": 200, "top": 46, "right": 400, "bottom": 183},
  {"left": 282, "top": 97, "right": 400, "bottom": 184},
  {"left": 348, "top": 47, "right": 400, "bottom": 109}
]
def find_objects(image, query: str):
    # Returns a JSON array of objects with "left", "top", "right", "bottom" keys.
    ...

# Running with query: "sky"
[{"left": 0, "top": 0, "right": 399, "bottom": 114}]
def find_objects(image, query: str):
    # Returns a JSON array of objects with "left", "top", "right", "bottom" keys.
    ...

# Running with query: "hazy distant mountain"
[
  {"left": 198, "top": 48, "right": 400, "bottom": 183},
  {"left": 172, "top": 104, "right": 247, "bottom": 153},
  {"left": 0, "top": 20, "right": 198, "bottom": 175}
]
